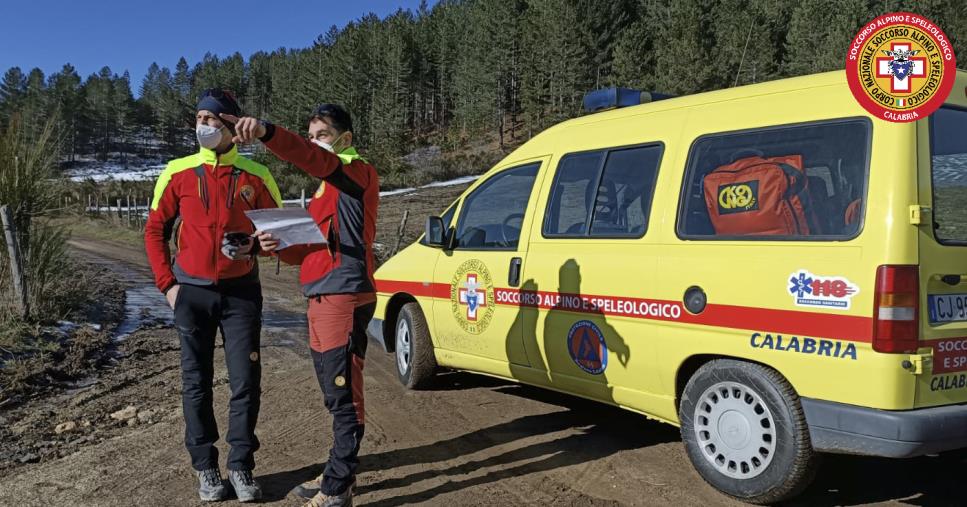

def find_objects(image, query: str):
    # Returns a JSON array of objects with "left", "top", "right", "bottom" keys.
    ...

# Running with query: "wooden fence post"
[
  {"left": 0, "top": 205, "right": 30, "bottom": 319},
  {"left": 392, "top": 209, "right": 409, "bottom": 256}
]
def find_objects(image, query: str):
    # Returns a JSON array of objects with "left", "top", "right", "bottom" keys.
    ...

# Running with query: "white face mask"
[
  {"left": 196, "top": 124, "right": 225, "bottom": 149},
  {"left": 311, "top": 132, "right": 347, "bottom": 153},
  {"left": 311, "top": 138, "right": 334, "bottom": 152}
]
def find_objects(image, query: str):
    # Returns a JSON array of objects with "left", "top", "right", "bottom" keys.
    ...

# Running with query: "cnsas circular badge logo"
[
  {"left": 567, "top": 320, "right": 608, "bottom": 375},
  {"left": 450, "top": 259, "right": 496, "bottom": 335},
  {"left": 846, "top": 12, "right": 957, "bottom": 123}
]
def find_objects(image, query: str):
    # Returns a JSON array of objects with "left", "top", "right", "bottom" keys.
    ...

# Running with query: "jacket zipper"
[
  {"left": 213, "top": 155, "right": 221, "bottom": 285},
  {"left": 228, "top": 168, "right": 240, "bottom": 209}
]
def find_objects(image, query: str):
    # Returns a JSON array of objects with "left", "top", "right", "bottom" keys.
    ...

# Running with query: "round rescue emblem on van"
[
  {"left": 450, "top": 259, "right": 496, "bottom": 334},
  {"left": 845, "top": 12, "right": 956, "bottom": 123},
  {"left": 567, "top": 320, "right": 608, "bottom": 375}
]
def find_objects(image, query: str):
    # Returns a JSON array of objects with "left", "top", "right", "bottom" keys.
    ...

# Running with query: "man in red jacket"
[
  {"left": 222, "top": 104, "right": 377, "bottom": 507},
  {"left": 144, "top": 89, "right": 282, "bottom": 503}
]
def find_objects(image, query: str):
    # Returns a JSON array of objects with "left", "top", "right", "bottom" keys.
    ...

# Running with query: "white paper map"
[{"left": 244, "top": 208, "right": 326, "bottom": 250}]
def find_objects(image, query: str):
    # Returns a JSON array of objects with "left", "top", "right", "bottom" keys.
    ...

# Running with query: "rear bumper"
[
  {"left": 802, "top": 397, "right": 967, "bottom": 457},
  {"left": 366, "top": 318, "right": 392, "bottom": 353}
]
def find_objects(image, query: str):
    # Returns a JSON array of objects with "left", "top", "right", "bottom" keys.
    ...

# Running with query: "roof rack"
[{"left": 582, "top": 87, "right": 675, "bottom": 113}]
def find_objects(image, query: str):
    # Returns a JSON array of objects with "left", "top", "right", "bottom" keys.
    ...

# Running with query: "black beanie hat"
[
  {"left": 197, "top": 88, "right": 241, "bottom": 117},
  {"left": 311, "top": 103, "right": 353, "bottom": 133}
]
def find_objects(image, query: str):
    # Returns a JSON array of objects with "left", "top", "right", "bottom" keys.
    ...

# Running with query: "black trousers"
[{"left": 174, "top": 282, "right": 262, "bottom": 471}]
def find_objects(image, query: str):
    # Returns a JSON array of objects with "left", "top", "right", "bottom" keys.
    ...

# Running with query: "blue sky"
[{"left": 1, "top": 0, "right": 432, "bottom": 92}]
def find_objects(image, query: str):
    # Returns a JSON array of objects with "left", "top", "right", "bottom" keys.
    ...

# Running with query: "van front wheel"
[
  {"left": 679, "top": 359, "right": 818, "bottom": 504},
  {"left": 395, "top": 302, "right": 437, "bottom": 389}
]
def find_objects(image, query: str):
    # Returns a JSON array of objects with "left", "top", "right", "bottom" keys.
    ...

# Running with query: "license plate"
[{"left": 928, "top": 294, "right": 967, "bottom": 324}]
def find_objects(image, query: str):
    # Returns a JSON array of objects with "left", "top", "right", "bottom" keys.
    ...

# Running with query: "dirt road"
[{"left": 1, "top": 186, "right": 964, "bottom": 506}]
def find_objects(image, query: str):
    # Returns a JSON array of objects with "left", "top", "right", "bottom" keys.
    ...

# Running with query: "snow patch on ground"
[{"left": 280, "top": 174, "right": 478, "bottom": 205}]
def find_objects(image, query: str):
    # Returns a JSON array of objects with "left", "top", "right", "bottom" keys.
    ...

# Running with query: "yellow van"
[{"left": 366, "top": 69, "right": 967, "bottom": 504}]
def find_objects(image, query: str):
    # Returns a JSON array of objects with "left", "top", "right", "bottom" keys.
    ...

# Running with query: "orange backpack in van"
[{"left": 703, "top": 155, "right": 820, "bottom": 236}]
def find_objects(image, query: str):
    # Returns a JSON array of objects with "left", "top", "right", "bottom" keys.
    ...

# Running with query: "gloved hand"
[{"left": 221, "top": 232, "right": 255, "bottom": 260}]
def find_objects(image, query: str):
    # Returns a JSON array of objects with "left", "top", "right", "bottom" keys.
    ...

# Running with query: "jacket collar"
[
  {"left": 336, "top": 146, "right": 367, "bottom": 166},
  {"left": 198, "top": 144, "right": 239, "bottom": 167}
]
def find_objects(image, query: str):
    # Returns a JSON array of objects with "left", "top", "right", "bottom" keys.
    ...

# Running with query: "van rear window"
[
  {"left": 930, "top": 106, "right": 967, "bottom": 245},
  {"left": 677, "top": 119, "right": 871, "bottom": 240}
]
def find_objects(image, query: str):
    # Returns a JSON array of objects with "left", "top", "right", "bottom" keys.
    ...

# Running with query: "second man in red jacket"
[{"left": 223, "top": 104, "right": 379, "bottom": 507}]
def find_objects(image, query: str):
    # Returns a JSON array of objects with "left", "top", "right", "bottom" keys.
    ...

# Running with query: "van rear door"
[{"left": 917, "top": 72, "right": 967, "bottom": 407}]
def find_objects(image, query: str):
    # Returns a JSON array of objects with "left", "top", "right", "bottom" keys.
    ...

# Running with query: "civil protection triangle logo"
[{"left": 845, "top": 12, "right": 957, "bottom": 123}]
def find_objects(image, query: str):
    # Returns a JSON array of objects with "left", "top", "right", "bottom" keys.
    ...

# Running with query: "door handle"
[{"left": 509, "top": 257, "right": 522, "bottom": 287}]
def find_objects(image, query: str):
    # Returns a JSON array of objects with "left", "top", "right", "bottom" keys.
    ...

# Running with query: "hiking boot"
[
  {"left": 302, "top": 486, "right": 353, "bottom": 507},
  {"left": 228, "top": 469, "right": 263, "bottom": 503},
  {"left": 291, "top": 472, "right": 325, "bottom": 499},
  {"left": 196, "top": 468, "right": 228, "bottom": 502},
  {"left": 292, "top": 475, "right": 355, "bottom": 501}
]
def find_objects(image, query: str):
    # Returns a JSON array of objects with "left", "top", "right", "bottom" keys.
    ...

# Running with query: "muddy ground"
[{"left": 1, "top": 184, "right": 965, "bottom": 506}]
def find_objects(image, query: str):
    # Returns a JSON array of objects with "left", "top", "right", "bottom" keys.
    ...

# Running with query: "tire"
[
  {"left": 395, "top": 302, "right": 437, "bottom": 389},
  {"left": 679, "top": 359, "right": 819, "bottom": 504}
]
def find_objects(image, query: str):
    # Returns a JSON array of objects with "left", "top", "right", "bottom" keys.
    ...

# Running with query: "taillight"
[{"left": 873, "top": 265, "right": 920, "bottom": 353}]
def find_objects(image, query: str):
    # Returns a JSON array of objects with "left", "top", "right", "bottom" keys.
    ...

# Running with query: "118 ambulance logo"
[
  {"left": 788, "top": 270, "right": 859, "bottom": 310},
  {"left": 846, "top": 12, "right": 956, "bottom": 122}
]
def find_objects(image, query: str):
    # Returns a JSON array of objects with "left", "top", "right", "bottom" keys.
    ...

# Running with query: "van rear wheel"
[
  {"left": 679, "top": 359, "right": 818, "bottom": 504},
  {"left": 395, "top": 302, "right": 437, "bottom": 389}
]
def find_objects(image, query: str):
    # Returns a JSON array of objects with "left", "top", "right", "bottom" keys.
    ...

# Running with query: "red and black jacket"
[
  {"left": 145, "top": 145, "right": 283, "bottom": 293},
  {"left": 260, "top": 123, "right": 379, "bottom": 297}
]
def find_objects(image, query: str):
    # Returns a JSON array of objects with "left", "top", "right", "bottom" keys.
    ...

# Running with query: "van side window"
[
  {"left": 929, "top": 106, "right": 967, "bottom": 245},
  {"left": 544, "top": 144, "right": 663, "bottom": 238},
  {"left": 454, "top": 163, "right": 540, "bottom": 250},
  {"left": 441, "top": 203, "right": 457, "bottom": 229},
  {"left": 677, "top": 120, "right": 871, "bottom": 240}
]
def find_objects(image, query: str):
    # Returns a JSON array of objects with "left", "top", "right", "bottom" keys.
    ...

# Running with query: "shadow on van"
[{"left": 506, "top": 259, "right": 631, "bottom": 407}]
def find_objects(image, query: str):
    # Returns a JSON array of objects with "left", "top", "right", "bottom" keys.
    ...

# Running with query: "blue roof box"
[{"left": 582, "top": 87, "right": 674, "bottom": 113}]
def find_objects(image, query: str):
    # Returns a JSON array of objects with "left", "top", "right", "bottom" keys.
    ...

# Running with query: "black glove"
[{"left": 221, "top": 232, "right": 254, "bottom": 260}]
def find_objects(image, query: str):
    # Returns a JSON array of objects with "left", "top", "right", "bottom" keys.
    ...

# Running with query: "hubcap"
[
  {"left": 396, "top": 319, "right": 412, "bottom": 376},
  {"left": 693, "top": 381, "right": 776, "bottom": 479}
]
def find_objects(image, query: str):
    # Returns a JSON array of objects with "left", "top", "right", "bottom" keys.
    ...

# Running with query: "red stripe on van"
[
  {"left": 375, "top": 279, "right": 873, "bottom": 343},
  {"left": 376, "top": 280, "right": 450, "bottom": 299}
]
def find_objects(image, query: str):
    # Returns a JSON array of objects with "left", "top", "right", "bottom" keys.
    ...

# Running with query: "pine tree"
[
  {"left": 113, "top": 71, "right": 136, "bottom": 164},
  {"left": 83, "top": 66, "right": 117, "bottom": 159},
  {"left": 783, "top": 0, "right": 868, "bottom": 76},
  {"left": 612, "top": 0, "right": 660, "bottom": 90},
  {"left": 0, "top": 67, "right": 27, "bottom": 126},
  {"left": 48, "top": 64, "right": 84, "bottom": 161},
  {"left": 247, "top": 52, "right": 273, "bottom": 118},
  {"left": 219, "top": 52, "right": 247, "bottom": 105},
  {"left": 21, "top": 68, "right": 49, "bottom": 135},
  {"left": 650, "top": 0, "right": 716, "bottom": 94},
  {"left": 173, "top": 57, "right": 192, "bottom": 103}
]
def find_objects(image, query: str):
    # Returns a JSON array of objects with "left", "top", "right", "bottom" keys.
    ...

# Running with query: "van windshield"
[{"left": 930, "top": 106, "right": 967, "bottom": 245}]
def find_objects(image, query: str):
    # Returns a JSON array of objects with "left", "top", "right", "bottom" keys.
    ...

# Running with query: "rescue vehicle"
[{"left": 367, "top": 69, "right": 967, "bottom": 503}]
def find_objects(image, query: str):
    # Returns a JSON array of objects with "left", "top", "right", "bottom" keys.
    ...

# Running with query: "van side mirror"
[{"left": 425, "top": 216, "right": 446, "bottom": 248}]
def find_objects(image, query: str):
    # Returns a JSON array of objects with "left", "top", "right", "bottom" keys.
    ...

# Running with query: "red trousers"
[{"left": 307, "top": 292, "right": 375, "bottom": 496}]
